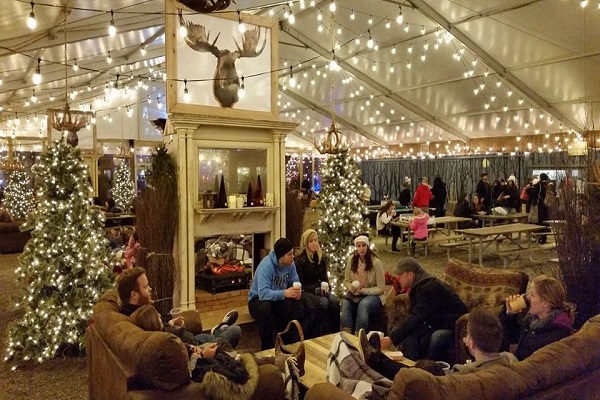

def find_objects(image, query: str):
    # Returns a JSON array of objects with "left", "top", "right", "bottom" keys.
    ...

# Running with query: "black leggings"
[{"left": 248, "top": 297, "right": 304, "bottom": 350}]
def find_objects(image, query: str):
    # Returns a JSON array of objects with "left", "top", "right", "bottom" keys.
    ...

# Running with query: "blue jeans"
[
  {"left": 401, "top": 327, "right": 453, "bottom": 361},
  {"left": 426, "top": 329, "right": 454, "bottom": 362},
  {"left": 341, "top": 295, "right": 382, "bottom": 334},
  {"left": 193, "top": 325, "right": 242, "bottom": 348}
]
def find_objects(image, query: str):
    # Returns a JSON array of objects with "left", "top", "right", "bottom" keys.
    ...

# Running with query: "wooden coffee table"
[{"left": 257, "top": 333, "right": 414, "bottom": 390}]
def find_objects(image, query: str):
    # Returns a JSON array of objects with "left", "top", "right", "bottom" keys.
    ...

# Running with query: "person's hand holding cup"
[
  {"left": 292, "top": 281, "right": 302, "bottom": 299},
  {"left": 169, "top": 307, "right": 185, "bottom": 327},
  {"left": 506, "top": 294, "right": 528, "bottom": 314},
  {"left": 320, "top": 281, "right": 330, "bottom": 296},
  {"left": 351, "top": 280, "right": 361, "bottom": 295}
]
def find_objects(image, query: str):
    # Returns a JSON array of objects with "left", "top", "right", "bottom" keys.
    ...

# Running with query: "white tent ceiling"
[{"left": 0, "top": 0, "right": 599, "bottom": 152}]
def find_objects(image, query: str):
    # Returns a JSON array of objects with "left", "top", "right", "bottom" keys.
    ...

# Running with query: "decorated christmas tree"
[
  {"left": 112, "top": 159, "right": 136, "bottom": 211},
  {"left": 5, "top": 139, "right": 113, "bottom": 365},
  {"left": 3, "top": 170, "right": 35, "bottom": 219},
  {"left": 317, "top": 151, "right": 368, "bottom": 297}
]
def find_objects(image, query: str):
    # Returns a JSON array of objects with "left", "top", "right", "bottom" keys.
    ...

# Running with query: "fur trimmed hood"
[{"left": 197, "top": 353, "right": 259, "bottom": 400}]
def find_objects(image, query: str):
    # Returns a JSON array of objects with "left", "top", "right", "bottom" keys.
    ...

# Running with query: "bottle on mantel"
[
  {"left": 246, "top": 182, "right": 254, "bottom": 207},
  {"left": 254, "top": 175, "right": 264, "bottom": 206},
  {"left": 216, "top": 175, "right": 228, "bottom": 208}
]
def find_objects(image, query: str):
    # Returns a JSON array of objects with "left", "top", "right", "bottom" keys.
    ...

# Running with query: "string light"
[
  {"left": 183, "top": 78, "right": 191, "bottom": 103},
  {"left": 108, "top": 10, "right": 116, "bottom": 37},
  {"left": 420, "top": 25, "right": 426, "bottom": 35},
  {"left": 27, "top": 1, "right": 37, "bottom": 30},
  {"left": 31, "top": 89, "right": 37, "bottom": 103},
  {"left": 106, "top": 51, "right": 112, "bottom": 64},
  {"left": 237, "top": 10, "right": 246, "bottom": 32},
  {"left": 368, "top": 15, "right": 373, "bottom": 25},
  {"left": 367, "top": 29, "right": 374, "bottom": 48},
  {"left": 385, "top": 19, "right": 391, "bottom": 29},
  {"left": 73, "top": 59, "right": 79, "bottom": 71},
  {"left": 32, "top": 58, "right": 42, "bottom": 84},
  {"left": 396, "top": 5, "right": 403, "bottom": 24},
  {"left": 239, "top": 76, "right": 246, "bottom": 98},
  {"left": 179, "top": 10, "right": 187, "bottom": 37},
  {"left": 350, "top": 9, "right": 355, "bottom": 20},
  {"left": 329, "top": 0, "right": 336, "bottom": 12},
  {"left": 288, "top": 66, "right": 296, "bottom": 88},
  {"left": 140, "top": 46, "right": 146, "bottom": 56}
]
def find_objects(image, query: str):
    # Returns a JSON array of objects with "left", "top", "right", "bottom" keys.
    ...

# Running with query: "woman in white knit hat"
[{"left": 340, "top": 235, "right": 385, "bottom": 335}]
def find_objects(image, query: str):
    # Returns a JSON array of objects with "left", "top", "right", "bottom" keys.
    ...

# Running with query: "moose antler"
[
  {"left": 234, "top": 27, "right": 267, "bottom": 58},
  {"left": 180, "top": 16, "right": 221, "bottom": 56}
]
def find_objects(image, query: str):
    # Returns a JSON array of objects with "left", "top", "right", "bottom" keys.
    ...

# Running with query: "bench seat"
[{"left": 493, "top": 243, "right": 557, "bottom": 267}]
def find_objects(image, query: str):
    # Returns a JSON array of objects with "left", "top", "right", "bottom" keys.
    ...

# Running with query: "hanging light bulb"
[
  {"left": 389, "top": 63, "right": 395, "bottom": 73},
  {"left": 407, "top": 43, "right": 413, "bottom": 53},
  {"left": 366, "top": 29, "right": 374, "bottom": 48},
  {"left": 385, "top": 19, "right": 391, "bottom": 29},
  {"left": 140, "top": 45, "right": 146, "bottom": 56},
  {"left": 318, "top": 22, "right": 323, "bottom": 32},
  {"left": 518, "top": 97, "right": 524, "bottom": 105},
  {"left": 32, "top": 58, "right": 42, "bottom": 84},
  {"left": 108, "top": 10, "right": 117, "bottom": 37},
  {"left": 238, "top": 77, "right": 245, "bottom": 98},
  {"left": 507, "top": 89, "right": 513, "bottom": 96},
  {"left": 288, "top": 66, "right": 296, "bottom": 87},
  {"left": 31, "top": 89, "right": 37, "bottom": 103},
  {"left": 27, "top": 1, "right": 37, "bottom": 30},
  {"left": 421, "top": 52, "right": 426, "bottom": 62},
  {"left": 49, "top": 92, "right": 54, "bottom": 101},
  {"left": 183, "top": 79, "right": 191, "bottom": 103},
  {"left": 420, "top": 25, "right": 426, "bottom": 35},
  {"left": 580, "top": 0, "right": 588, "bottom": 7},
  {"left": 350, "top": 9, "right": 355, "bottom": 20},
  {"left": 329, "top": 0, "right": 336, "bottom": 12},
  {"left": 491, "top": 93, "right": 496, "bottom": 102},
  {"left": 157, "top": 96, "right": 163, "bottom": 110},
  {"left": 368, "top": 15, "right": 373, "bottom": 25},
  {"left": 73, "top": 59, "right": 79, "bottom": 71},
  {"left": 237, "top": 10, "right": 246, "bottom": 32},
  {"left": 406, "top": 60, "right": 412, "bottom": 69},
  {"left": 404, "top": 22, "right": 409, "bottom": 32},
  {"left": 288, "top": 10, "right": 295, "bottom": 24},
  {"left": 107, "top": 51, "right": 112, "bottom": 64},
  {"left": 179, "top": 10, "right": 187, "bottom": 37},
  {"left": 391, "top": 45, "right": 396, "bottom": 54},
  {"left": 371, "top": 61, "right": 377, "bottom": 71},
  {"left": 317, "top": 11, "right": 323, "bottom": 21},
  {"left": 396, "top": 6, "right": 403, "bottom": 24}
]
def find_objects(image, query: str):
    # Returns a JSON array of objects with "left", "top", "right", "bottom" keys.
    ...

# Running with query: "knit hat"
[
  {"left": 507, "top": 175, "right": 516, "bottom": 183},
  {"left": 354, "top": 235, "right": 370, "bottom": 247},
  {"left": 540, "top": 173, "right": 549, "bottom": 181},
  {"left": 532, "top": 178, "right": 539, "bottom": 185},
  {"left": 274, "top": 238, "right": 294, "bottom": 259}
]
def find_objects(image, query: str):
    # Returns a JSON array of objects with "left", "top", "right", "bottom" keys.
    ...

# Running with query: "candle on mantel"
[{"left": 228, "top": 195, "right": 237, "bottom": 209}]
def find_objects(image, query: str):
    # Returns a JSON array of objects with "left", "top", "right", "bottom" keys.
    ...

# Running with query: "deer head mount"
[
  {"left": 180, "top": 15, "right": 267, "bottom": 108},
  {"left": 179, "top": 0, "right": 233, "bottom": 14}
]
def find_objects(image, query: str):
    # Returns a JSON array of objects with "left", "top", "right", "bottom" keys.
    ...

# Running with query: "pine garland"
[
  {"left": 316, "top": 152, "right": 369, "bottom": 297},
  {"left": 4, "top": 140, "right": 114, "bottom": 365}
]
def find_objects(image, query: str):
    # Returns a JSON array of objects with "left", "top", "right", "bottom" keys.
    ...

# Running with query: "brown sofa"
[
  {"left": 386, "top": 259, "right": 529, "bottom": 364},
  {"left": 86, "top": 290, "right": 284, "bottom": 400},
  {"left": 0, "top": 221, "right": 30, "bottom": 253},
  {"left": 305, "top": 314, "right": 600, "bottom": 399}
]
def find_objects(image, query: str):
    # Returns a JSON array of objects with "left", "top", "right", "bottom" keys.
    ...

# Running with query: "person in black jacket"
[
  {"left": 398, "top": 181, "right": 411, "bottom": 207},
  {"left": 430, "top": 176, "right": 447, "bottom": 217},
  {"left": 499, "top": 275, "right": 575, "bottom": 360},
  {"left": 295, "top": 229, "right": 340, "bottom": 338},
  {"left": 453, "top": 192, "right": 477, "bottom": 229},
  {"left": 527, "top": 173, "right": 550, "bottom": 243},
  {"left": 496, "top": 175, "right": 520, "bottom": 213},
  {"left": 476, "top": 173, "right": 492, "bottom": 213},
  {"left": 380, "top": 258, "right": 467, "bottom": 362}
]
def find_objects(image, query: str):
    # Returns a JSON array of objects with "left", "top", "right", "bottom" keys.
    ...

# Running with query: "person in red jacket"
[{"left": 412, "top": 177, "right": 432, "bottom": 214}]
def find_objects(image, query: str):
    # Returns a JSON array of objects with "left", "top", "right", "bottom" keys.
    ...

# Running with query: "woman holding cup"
[
  {"left": 295, "top": 229, "right": 340, "bottom": 338},
  {"left": 500, "top": 275, "right": 575, "bottom": 360},
  {"left": 341, "top": 235, "right": 385, "bottom": 335}
]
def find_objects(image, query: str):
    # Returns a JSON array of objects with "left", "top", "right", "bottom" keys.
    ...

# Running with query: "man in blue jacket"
[{"left": 248, "top": 237, "right": 304, "bottom": 350}]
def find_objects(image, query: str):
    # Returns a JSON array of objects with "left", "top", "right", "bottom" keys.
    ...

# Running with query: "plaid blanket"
[{"left": 327, "top": 333, "right": 393, "bottom": 399}]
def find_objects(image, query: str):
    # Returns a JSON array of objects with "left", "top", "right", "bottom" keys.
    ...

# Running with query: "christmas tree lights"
[
  {"left": 112, "top": 160, "right": 136, "bottom": 211},
  {"left": 5, "top": 140, "right": 113, "bottom": 365},
  {"left": 317, "top": 152, "right": 368, "bottom": 297},
  {"left": 3, "top": 170, "right": 35, "bottom": 219}
]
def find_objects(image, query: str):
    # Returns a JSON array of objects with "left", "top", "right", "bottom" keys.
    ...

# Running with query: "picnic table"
[
  {"left": 390, "top": 216, "right": 472, "bottom": 254},
  {"left": 455, "top": 223, "right": 545, "bottom": 266},
  {"left": 472, "top": 212, "right": 529, "bottom": 227}
]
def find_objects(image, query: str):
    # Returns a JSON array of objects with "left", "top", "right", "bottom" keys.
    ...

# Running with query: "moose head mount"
[{"left": 179, "top": 15, "right": 267, "bottom": 108}]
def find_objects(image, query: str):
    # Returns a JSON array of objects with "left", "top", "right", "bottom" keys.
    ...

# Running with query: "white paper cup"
[
  {"left": 436, "top": 361, "right": 450, "bottom": 371},
  {"left": 509, "top": 295, "right": 528, "bottom": 313},
  {"left": 169, "top": 307, "right": 183, "bottom": 319},
  {"left": 293, "top": 282, "right": 302, "bottom": 289},
  {"left": 321, "top": 282, "right": 330, "bottom": 292},
  {"left": 352, "top": 280, "right": 360, "bottom": 289}
]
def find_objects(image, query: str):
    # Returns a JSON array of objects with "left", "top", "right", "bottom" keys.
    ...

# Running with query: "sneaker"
[{"left": 211, "top": 310, "right": 239, "bottom": 335}]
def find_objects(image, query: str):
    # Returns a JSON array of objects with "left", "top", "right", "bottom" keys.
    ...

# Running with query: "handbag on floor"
[{"left": 275, "top": 319, "right": 306, "bottom": 376}]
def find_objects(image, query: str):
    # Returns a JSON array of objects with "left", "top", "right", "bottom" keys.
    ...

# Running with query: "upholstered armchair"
[{"left": 386, "top": 259, "right": 529, "bottom": 364}]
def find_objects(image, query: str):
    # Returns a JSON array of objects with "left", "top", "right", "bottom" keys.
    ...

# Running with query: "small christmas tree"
[
  {"left": 3, "top": 170, "right": 35, "bottom": 219},
  {"left": 112, "top": 159, "right": 136, "bottom": 211},
  {"left": 5, "top": 139, "right": 113, "bottom": 365},
  {"left": 317, "top": 151, "right": 368, "bottom": 297}
]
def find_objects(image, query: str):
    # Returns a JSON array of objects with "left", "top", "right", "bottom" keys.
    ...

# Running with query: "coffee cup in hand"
[
  {"left": 352, "top": 280, "right": 360, "bottom": 290},
  {"left": 321, "top": 282, "right": 330, "bottom": 294},
  {"left": 293, "top": 282, "right": 302, "bottom": 289},
  {"left": 169, "top": 307, "right": 183, "bottom": 319},
  {"left": 509, "top": 295, "right": 528, "bottom": 313}
]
